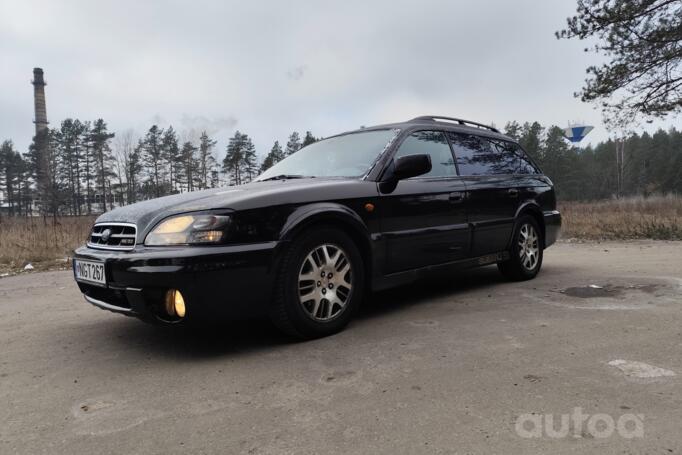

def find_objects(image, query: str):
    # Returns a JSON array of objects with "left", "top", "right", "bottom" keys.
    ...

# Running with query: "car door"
[
  {"left": 379, "top": 130, "right": 469, "bottom": 274},
  {"left": 447, "top": 132, "right": 518, "bottom": 256}
]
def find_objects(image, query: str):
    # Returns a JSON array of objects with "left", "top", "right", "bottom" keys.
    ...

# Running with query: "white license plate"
[{"left": 74, "top": 259, "right": 106, "bottom": 286}]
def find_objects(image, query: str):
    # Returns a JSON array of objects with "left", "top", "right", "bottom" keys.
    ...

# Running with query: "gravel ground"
[{"left": 1, "top": 241, "right": 681, "bottom": 454}]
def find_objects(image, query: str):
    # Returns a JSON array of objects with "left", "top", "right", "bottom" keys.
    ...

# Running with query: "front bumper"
[{"left": 73, "top": 241, "right": 280, "bottom": 322}]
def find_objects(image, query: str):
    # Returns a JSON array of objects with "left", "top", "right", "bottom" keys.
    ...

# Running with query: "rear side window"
[
  {"left": 518, "top": 145, "right": 539, "bottom": 174},
  {"left": 448, "top": 132, "right": 537, "bottom": 175},
  {"left": 488, "top": 139, "right": 539, "bottom": 174},
  {"left": 394, "top": 130, "right": 457, "bottom": 178},
  {"left": 447, "top": 132, "right": 496, "bottom": 176}
]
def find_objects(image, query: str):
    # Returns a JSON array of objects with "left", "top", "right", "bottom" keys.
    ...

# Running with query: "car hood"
[{"left": 96, "top": 178, "right": 376, "bottom": 232}]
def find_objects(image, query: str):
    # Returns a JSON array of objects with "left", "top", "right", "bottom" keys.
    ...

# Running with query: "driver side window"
[{"left": 394, "top": 131, "right": 457, "bottom": 178}]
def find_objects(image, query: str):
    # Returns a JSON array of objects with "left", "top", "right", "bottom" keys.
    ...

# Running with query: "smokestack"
[{"left": 32, "top": 67, "right": 48, "bottom": 135}]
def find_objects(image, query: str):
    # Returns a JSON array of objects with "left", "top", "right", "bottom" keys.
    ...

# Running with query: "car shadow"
[
  {"left": 358, "top": 264, "right": 506, "bottom": 321},
  {"left": 101, "top": 264, "right": 556, "bottom": 360},
  {"left": 100, "top": 316, "right": 291, "bottom": 360}
]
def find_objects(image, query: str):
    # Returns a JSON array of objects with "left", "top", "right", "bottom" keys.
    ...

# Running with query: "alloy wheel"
[
  {"left": 298, "top": 244, "right": 353, "bottom": 321},
  {"left": 518, "top": 223, "right": 540, "bottom": 271}
]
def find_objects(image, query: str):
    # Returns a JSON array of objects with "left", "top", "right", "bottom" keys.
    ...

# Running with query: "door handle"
[
  {"left": 507, "top": 188, "right": 519, "bottom": 197},
  {"left": 449, "top": 191, "right": 464, "bottom": 203}
]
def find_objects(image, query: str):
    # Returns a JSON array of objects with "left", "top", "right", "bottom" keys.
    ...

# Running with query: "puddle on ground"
[
  {"left": 561, "top": 284, "right": 662, "bottom": 299},
  {"left": 526, "top": 277, "right": 679, "bottom": 311}
]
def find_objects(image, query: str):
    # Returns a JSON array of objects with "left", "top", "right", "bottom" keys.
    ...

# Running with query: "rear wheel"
[
  {"left": 270, "top": 228, "right": 364, "bottom": 339},
  {"left": 498, "top": 215, "right": 543, "bottom": 281}
]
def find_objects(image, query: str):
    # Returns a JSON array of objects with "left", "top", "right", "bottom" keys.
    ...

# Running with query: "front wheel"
[
  {"left": 270, "top": 228, "right": 364, "bottom": 339},
  {"left": 498, "top": 216, "right": 543, "bottom": 281}
]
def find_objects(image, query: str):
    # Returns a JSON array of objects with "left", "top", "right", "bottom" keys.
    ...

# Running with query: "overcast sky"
[{"left": 1, "top": 0, "right": 679, "bottom": 159}]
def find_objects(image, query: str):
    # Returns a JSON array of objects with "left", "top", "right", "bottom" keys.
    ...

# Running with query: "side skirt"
[{"left": 371, "top": 251, "right": 510, "bottom": 292}]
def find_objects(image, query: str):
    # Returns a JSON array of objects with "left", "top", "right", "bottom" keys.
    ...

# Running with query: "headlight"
[{"left": 145, "top": 214, "right": 231, "bottom": 246}]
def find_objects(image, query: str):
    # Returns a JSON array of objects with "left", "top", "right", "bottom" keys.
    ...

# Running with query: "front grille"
[{"left": 87, "top": 223, "right": 137, "bottom": 251}]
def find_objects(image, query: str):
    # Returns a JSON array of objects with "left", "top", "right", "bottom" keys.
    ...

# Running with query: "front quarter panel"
[{"left": 279, "top": 202, "right": 373, "bottom": 242}]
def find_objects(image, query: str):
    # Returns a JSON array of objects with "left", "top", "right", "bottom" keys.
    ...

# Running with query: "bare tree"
[{"left": 113, "top": 129, "right": 137, "bottom": 207}]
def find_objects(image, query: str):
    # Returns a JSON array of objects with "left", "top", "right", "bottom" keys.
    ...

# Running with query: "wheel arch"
[
  {"left": 278, "top": 203, "right": 373, "bottom": 288},
  {"left": 514, "top": 202, "right": 546, "bottom": 247}
]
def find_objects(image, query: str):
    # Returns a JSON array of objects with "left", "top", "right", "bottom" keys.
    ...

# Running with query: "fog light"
[{"left": 165, "top": 289, "right": 186, "bottom": 318}]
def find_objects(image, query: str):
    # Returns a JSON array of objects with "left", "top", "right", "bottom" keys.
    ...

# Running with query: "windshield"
[{"left": 257, "top": 129, "right": 399, "bottom": 180}]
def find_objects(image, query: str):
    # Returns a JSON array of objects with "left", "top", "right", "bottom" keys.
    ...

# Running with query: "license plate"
[{"left": 74, "top": 259, "right": 106, "bottom": 286}]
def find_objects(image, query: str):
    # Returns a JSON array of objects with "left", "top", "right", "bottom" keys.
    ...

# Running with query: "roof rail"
[{"left": 409, "top": 115, "right": 500, "bottom": 133}]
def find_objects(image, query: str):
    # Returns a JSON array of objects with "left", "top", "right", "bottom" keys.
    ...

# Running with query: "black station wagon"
[{"left": 73, "top": 115, "right": 561, "bottom": 338}]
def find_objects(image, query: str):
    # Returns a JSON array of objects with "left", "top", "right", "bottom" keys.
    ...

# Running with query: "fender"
[
  {"left": 279, "top": 202, "right": 370, "bottom": 244},
  {"left": 514, "top": 200, "right": 543, "bottom": 220},
  {"left": 510, "top": 200, "right": 545, "bottom": 248},
  {"left": 274, "top": 203, "right": 375, "bottom": 283}
]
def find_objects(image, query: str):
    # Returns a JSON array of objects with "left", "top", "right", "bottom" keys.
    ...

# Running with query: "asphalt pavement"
[{"left": 1, "top": 241, "right": 681, "bottom": 454}]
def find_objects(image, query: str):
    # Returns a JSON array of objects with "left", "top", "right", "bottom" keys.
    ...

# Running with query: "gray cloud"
[
  {"left": 180, "top": 114, "right": 238, "bottom": 135},
  {"left": 0, "top": 0, "right": 677, "bottom": 159}
]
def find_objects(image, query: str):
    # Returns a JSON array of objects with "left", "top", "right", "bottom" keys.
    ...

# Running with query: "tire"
[
  {"left": 270, "top": 227, "right": 364, "bottom": 339},
  {"left": 498, "top": 215, "right": 543, "bottom": 281}
]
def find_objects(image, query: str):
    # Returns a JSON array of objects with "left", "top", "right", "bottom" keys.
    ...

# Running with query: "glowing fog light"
[{"left": 165, "top": 289, "right": 186, "bottom": 318}]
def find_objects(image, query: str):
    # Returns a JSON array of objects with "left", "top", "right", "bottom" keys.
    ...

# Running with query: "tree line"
[
  {"left": 503, "top": 122, "right": 682, "bottom": 200},
  {"left": 0, "top": 120, "right": 317, "bottom": 217},
  {"left": 1, "top": 120, "right": 681, "bottom": 217}
]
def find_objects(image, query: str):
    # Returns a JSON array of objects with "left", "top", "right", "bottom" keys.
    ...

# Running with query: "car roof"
[{"left": 343, "top": 115, "right": 515, "bottom": 142}]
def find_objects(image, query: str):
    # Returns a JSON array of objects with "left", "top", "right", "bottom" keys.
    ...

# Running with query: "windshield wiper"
[{"left": 258, "top": 174, "right": 311, "bottom": 182}]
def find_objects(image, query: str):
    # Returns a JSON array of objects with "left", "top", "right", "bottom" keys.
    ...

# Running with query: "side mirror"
[{"left": 393, "top": 154, "right": 432, "bottom": 180}]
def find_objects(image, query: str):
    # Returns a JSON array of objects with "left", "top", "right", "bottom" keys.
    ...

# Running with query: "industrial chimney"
[{"left": 32, "top": 68, "right": 48, "bottom": 135}]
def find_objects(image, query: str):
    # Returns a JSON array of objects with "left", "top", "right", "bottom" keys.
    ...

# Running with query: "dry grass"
[
  {"left": 0, "top": 216, "right": 95, "bottom": 273},
  {"left": 559, "top": 194, "right": 682, "bottom": 241}
]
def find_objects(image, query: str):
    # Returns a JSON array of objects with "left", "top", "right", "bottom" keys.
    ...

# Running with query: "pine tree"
[
  {"left": 178, "top": 141, "right": 198, "bottom": 192},
  {"left": 558, "top": 0, "right": 682, "bottom": 127},
  {"left": 89, "top": 119, "right": 115, "bottom": 212},
  {"left": 242, "top": 134, "right": 258, "bottom": 183},
  {"left": 197, "top": 131, "right": 218, "bottom": 189},
  {"left": 25, "top": 127, "right": 61, "bottom": 217},
  {"left": 210, "top": 168, "right": 220, "bottom": 188},
  {"left": 543, "top": 126, "right": 577, "bottom": 199},
  {"left": 38, "top": 129, "right": 64, "bottom": 218},
  {"left": 0, "top": 142, "right": 32, "bottom": 217},
  {"left": 285, "top": 131, "right": 302, "bottom": 156},
  {"left": 223, "top": 131, "right": 258, "bottom": 185},
  {"left": 0, "top": 140, "right": 20, "bottom": 216},
  {"left": 504, "top": 121, "right": 522, "bottom": 141},
  {"left": 666, "top": 128, "right": 682, "bottom": 193},
  {"left": 519, "top": 122, "right": 545, "bottom": 165},
  {"left": 260, "top": 140, "right": 285, "bottom": 173},
  {"left": 223, "top": 132, "right": 242, "bottom": 185},
  {"left": 79, "top": 121, "right": 95, "bottom": 214},
  {"left": 302, "top": 131, "right": 317, "bottom": 147},
  {"left": 72, "top": 120, "right": 87, "bottom": 214},
  {"left": 162, "top": 126, "right": 180, "bottom": 194},
  {"left": 15, "top": 154, "right": 31, "bottom": 216},
  {"left": 55, "top": 119, "right": 87, "bottom": 215},
  {"left": 141, "top": 125, "right": 165, "bottom": 198},
  {"left": 0, "top": 141, "right": 6, "bottom": 217}
]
